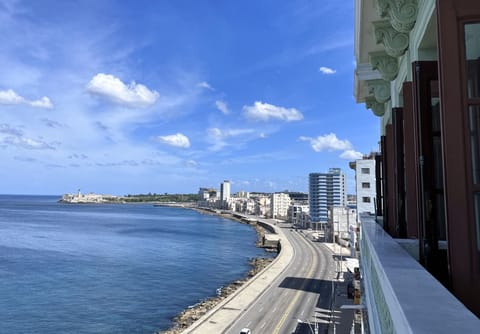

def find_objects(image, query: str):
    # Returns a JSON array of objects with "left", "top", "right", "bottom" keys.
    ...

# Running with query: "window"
[
  {"left": 361, "top": 167, "right": 370, "bottom": 174},
  {"left": 465, "top": 22, "right": 480, "bottom": 258},
  {"left": 362, "top": 197, "right": 371, "bottom": 203},
  {"left": 361, "top": 182, "right": 370, "bottom": 189}
]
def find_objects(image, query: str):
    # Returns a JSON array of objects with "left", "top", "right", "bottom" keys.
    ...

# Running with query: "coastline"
[{"left": 156, "top": 207, "right": 278, "bottom": 334}]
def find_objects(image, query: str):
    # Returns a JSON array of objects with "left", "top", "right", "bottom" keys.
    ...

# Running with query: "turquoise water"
[{"left": 0, "top": 195, "right": 267, "bottom": 333}]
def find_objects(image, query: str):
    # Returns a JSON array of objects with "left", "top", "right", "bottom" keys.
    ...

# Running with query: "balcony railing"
[{"left": 359, "top": 214, "right": 480, "bottom": 333}]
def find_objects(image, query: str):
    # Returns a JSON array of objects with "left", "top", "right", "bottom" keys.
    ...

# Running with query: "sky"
[{"left": 0, "top": 0, "right": 379, "bottom": 196}]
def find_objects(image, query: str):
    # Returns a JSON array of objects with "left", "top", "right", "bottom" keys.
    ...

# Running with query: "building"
[
  {"left": 219, "top": 180, "right": 230, "bottom": 209},
  {"left": 354, "top": 0, "right": 480, "bottom": 327},
  {"left": 270, "top": 192, "right": 291, "bottom": 219},
  {"left": 287, "top": 203, "right": 309, "bottom": 227},
  {"left": 350, "top": 155, "right": 376, "bottom": 214},
  {"left": 329, "top": 206, "right": 356, "bottom": 245},
  {"left": 309, "top": 168, "right": 346, "bottom": 227}
]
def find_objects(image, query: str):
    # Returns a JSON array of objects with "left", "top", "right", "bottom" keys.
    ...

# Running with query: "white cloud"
[
  {"left": 207, "top": 127, "right": 255, "bottom": 139},
  {"left": 0, "top": 89, "right": 53, "bottom": 109},
  {"left": 29, "top": 96, "right": 53, "bottom": 108},
  {"left": 197, "top": 81, "right": 215, "bottom": 91},
  {"left": 215, "top": 100, "right": 229, "bottom": 115},
  {"left": 340, "top": 149, "right": 363, "bottom": 160},
  {"left": 185, "top": 159, "right": 198, "bottom": 167},
  {"left": 86, "top": 73, "right": 159, "bottom": 108},
  {"left": 206, "top": 127, "right": 256, "bottom": 151},
  {"left": 319, "top": 66, "right": 336, "bottom": 75},
  {"left": 156, "top": 133, "right": 190, "bottom": 148},
  {"left": 2, "top": 136, "right": 56, "bottom": 150},
  {"left": 243, "top": 101, "right": 303, "bottom": 122},
  {"left": 299, "top": 133, "right": 352, "bottom": 152}
]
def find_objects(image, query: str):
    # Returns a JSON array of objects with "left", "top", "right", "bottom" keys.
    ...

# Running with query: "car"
[{"left": 240, "top": 328, "right": 251, "bottom": 334}]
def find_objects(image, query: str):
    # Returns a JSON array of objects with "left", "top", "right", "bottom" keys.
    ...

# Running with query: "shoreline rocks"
[{"left": 156, "top": 257, "right": 274, "bottom": 334}]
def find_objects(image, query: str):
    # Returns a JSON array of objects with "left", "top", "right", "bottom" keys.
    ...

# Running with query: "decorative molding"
[
  {"left": 373, "top": 20, "right": 409, "bottom": 57},
  {"left": 375, "top": 0, "right": 418, "bottom": 33},
  {"left": 356, "top": 62, "right": 383, "bottom": 81},
  {"left": 369, "top": 51, "right": 399, "bottom": 81},
  {"left": 365, "top": 96, "right": 385, "bottom": 117},
  {"left": 367, "top": 79, "right": 391, "bottom": 103}
]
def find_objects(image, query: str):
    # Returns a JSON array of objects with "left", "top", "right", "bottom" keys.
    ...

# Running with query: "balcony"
[{"left": 359, "top": 214, "right": 480, "bottom": 333}]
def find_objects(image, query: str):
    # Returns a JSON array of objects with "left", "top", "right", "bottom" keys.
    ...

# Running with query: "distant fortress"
[{"left": 59, "top": 189, "right": 123, "bottom": 204}]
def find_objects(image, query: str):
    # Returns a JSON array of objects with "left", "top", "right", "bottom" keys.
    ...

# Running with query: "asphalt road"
[{"left": 225, "top": 227, "right": 336, "bottom": 334}]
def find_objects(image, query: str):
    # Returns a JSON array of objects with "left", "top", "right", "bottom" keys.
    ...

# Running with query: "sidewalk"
[{"left": 324, "top": 242, "right": 363, "bottom": 334}]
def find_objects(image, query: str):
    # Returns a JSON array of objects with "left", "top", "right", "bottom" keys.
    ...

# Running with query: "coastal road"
[{"left": 224, "top": 226, "right": 336, "bottom": 334}]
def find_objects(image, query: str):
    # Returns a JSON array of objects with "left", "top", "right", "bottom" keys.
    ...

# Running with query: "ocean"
[{"left": 0, "top": 195, "right": 268, "bottom": 333}]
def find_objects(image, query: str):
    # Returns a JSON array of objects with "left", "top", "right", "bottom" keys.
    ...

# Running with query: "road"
[{"left": 225, "top": 226, "right": 336, "bottom": 334}]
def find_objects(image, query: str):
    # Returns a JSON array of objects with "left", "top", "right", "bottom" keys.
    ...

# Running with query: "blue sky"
[{"left": 0, "top": 0, "right": 379, "bottom": 195}]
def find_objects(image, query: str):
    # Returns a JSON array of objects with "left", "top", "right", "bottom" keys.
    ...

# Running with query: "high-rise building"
[
  {"left": 220, "top": 180, "right": 230, "bottom": 208},
  {"left": 309, "top": 168, "right": 346, "bottom": 225}
]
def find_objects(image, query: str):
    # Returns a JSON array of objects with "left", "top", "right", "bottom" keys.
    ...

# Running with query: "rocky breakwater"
[{"left": 157, "top": 257, "right": 275, "bottom": 334}]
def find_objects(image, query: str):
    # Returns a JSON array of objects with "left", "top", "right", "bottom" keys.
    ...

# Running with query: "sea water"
[{"left": 0, "top": 195, "right": 267, "bottom": 333}]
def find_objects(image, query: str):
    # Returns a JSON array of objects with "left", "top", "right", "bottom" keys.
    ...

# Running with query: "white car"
[{"left": 240, "top": 328, "right": 251, "bottom": 334}]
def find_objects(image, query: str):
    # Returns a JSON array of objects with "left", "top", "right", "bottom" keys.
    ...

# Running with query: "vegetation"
[{"left": 123, "top": 193, "right": 199, "bottom": 203}]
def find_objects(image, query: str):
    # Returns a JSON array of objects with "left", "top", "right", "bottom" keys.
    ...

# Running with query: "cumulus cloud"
[
  {"left": 243, "top": 101, "right": 303, "bottom": 122},
  {"left": 299, "top": 133, "right": 352, "bottom": 152},
  {"left": 197, "top": 81, "right": 215, "bottom": 91},
  {"left": 319, "top": 66, "right": 336, "bottom": 75},
  {"left": 156, "top": 133, "right": 190, "bottom": 148},
  {"left": 340, "top": 149, "right": 363, "bottom": 160},
  {"left": 300, "top": 133, "right": 365, "bottom": 159},
  {"left": 86, "top": 73, "right": 159, "bottom": 108},
  {"left": 215, "top": 100, "right": 229, "bottom": 115},
  {"left": 0, "top": 89, "right": 53, "bottom": 109}
]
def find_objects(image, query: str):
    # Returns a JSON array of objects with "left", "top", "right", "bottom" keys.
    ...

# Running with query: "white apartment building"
[
  {"left": 352, "top": 157, "right": 376, "bottom": 214},
  {"left": 219, "top": 180, "right": 231, "bottom": 209},
  {"left": 329, "top": 206, "right": 357, "bottom": 243},
  {"left": 270, "top": 192, "right": 291, "bottom": 219}
]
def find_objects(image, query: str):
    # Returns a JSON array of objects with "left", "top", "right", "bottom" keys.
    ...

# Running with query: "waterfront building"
[
  {"left": 287, "top": 203, "right": 309, "bottom": 227},
  {"left": 220, "top": 180, "right": 231, "bottom": 209},
  {"left": 197, "top": 187, "right": 218, "bottom": 208},
  {"left": 349, "top": 155, "right": 376, "bottom": 214},
  {"left": 270, "top": 192, "right": 291, "bottom": 219},
  {"left": 308, "top": 168, "right": 346, "bottom": 228},
  {"left": 354, "top": 0, "right": 480, "bottom": 329}
]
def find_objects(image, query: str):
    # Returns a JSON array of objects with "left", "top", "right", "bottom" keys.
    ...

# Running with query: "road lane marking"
[
  {"left": 260, "top": 321, "right": 266, "bottom": 329},
  {"left": 272, "top": 234, "right": 317, "bottom": 334}
]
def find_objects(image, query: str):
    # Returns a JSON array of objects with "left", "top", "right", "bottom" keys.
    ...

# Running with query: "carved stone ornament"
[
  {"left": 367, "top": 79, "right": 391, "bottom": 103},
  {"left": 369, "top": 51, "right": 399, "bottom": 81},
  {"left": 365, "top": 96, "right": 385, "bottom": 117},
  {"left": 373, "top": 20, "right": 409, "bottom": 57},
  {"left": 375, "top": 0, "right": 418, "bottom": 33}
]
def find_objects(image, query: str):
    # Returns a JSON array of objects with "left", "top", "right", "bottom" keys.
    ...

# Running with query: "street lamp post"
[{"left": 297, "top": 319, "right": 318, "bottom": 334}]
